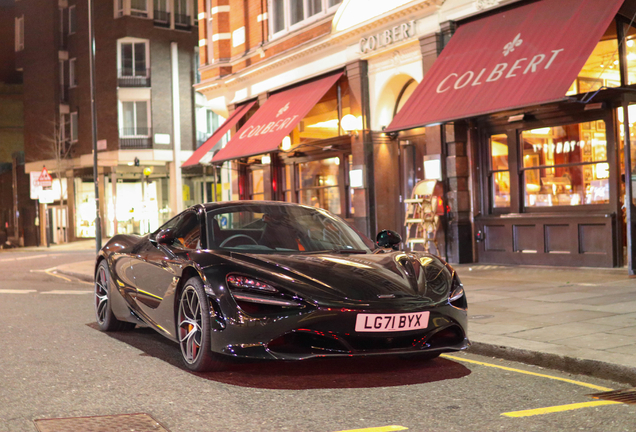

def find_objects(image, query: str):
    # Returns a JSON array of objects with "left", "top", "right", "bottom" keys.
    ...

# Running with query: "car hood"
[{"left": 220, "top": 251, "right": 453, "bottom": 305}]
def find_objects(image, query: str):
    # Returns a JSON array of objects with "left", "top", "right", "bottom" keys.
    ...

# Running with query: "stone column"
[
  {"left": 444, "top": 122, "right": 473, "bottom": 263},
  {"left": 346, "top": 60, "right": 374, "bottom": 237}
]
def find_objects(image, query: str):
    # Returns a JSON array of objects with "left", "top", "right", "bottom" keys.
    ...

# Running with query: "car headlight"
[
  {"left": 227, "top": 274, "right": 278, "bottom": 293},
  {"left": 226, "top": 274, "right": 303, "bottom": 308},
  {"left": 448, "top": 272, "right": 467, "bottom": 309}
]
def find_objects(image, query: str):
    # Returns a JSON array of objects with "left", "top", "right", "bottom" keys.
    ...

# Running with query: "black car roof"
[{"left": 199, "top": 201, "right": 316, "bottom": 212}]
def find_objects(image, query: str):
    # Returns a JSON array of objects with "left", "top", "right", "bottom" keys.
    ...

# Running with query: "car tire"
[
  {"left": 177, "top": 277, "right": 226, "bottom": 372},
  {"left": 95, "top": 260, "right": 136, "bottom": 332}
]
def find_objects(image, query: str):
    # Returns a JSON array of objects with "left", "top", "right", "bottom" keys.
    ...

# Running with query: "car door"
[{"left": 129, "top": 210, "right": 202, "bottom": 334}]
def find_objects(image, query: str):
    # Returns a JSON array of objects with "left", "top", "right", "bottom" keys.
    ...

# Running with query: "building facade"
[
  {"left": 193, "top": 0, "right": 636, "bottom": 271},
  {"left": 16, "top": 0, "right": 200, "bottom": 244},
  {"left": 0, "top": 0, "right": 34, "bottom": 247}
]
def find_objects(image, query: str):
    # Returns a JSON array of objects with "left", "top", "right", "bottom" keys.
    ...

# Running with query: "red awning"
[
  {"left": 386, "top": 0, "right": 624, "bottom": 132},
  {"left": 212, "top": 73, "right": 343, "bottom": 163},
  {"left": 181, "top": 101, "right": 256, "bottom": 168}
]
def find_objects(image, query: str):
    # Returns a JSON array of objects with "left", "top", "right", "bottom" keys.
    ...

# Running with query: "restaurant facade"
[{"left": 195, "top": 0, "right": 636, "bottom": 272}]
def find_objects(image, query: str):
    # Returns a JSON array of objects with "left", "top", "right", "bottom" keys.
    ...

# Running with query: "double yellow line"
[{"left": 442, "top": 354, "right": 623, "bottom": 418}]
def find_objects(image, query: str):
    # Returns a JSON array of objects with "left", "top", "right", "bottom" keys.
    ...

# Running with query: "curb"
[
  {"left": 468, "top": 341, "right": 636, "bottom": 386},
  {"left": 55, "top": 269, "right": 94, "bottom": 284}
]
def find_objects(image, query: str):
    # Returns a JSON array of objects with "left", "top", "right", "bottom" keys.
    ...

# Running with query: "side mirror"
[
  {"left": 376, "top": 229, "right": 402, "bottom": 251},
  {"left": 150, "top": 228, "right": 174, "bottom": 246}
]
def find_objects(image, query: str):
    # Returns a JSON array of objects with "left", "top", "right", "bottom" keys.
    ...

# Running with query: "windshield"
[{"left": 207, "top": 204, "right": 375, "bottom": 253}]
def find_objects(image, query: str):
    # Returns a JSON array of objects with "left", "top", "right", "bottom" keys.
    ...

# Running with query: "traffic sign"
[{"left": 37, "top": 166, "right": 53, "bottom": 188}]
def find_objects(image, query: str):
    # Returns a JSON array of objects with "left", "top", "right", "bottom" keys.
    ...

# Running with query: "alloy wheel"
[
  {"left": 95, "top": 266, "right": 109, "bottom": 325},
  {"left": 178, "top": 286, "right": 204, "bottom": 364}
]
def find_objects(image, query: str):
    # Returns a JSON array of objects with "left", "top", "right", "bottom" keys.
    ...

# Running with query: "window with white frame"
[
  {"left": 69, "top": 58, "right": 77, "bottom": 87},
  {"left": 115, "top": 0, "right": 124, "bottom": 17},
  {"left": 59, "top": 60, "right": 66, "bottom": 101},
  {"left": 269, "top": 0, "right": 341, "bottom": 37},
  {"left": 59, "top": 114, "right": 67, "bottom": 144},
  {"left": 119, "top": 40, "right": 148, "bottom": 77},
  {"left": 155, "top": 0, "right": 169, "bottom": 22},
  {"left": 120, "top": 101, "right": 150, "bottom": 136},
  {"left": 130, "top": 0, "right": 148, "bottom": 17},
  {"left": 174, "top": 0, "right": 189, "bottom": 26},
  {"left": 70, "top": 112, "right": 78, "bottom": 142},
  {"left": 15, "top": 16, "right": 24, "bottom": 51},
  {"left": 69, "top": 5, "right": 76, "bottom": 34}
]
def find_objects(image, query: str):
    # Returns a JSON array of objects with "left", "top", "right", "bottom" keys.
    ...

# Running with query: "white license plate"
[{"left": 355, "top": 312, "right": 430, "bottom": 332}]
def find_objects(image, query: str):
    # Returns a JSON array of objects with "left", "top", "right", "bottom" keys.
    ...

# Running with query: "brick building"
[
  {"left": 16, "top": 0, "right": 200, "bottom": 244},
  {"left": 193, "top": 0, "right": 636, "bottom": 271},
  {"left": 0, "top": 0, "right": 34, "bottom": 247},
  {"left": 192, "top": 0, "right": 455, "bottom": 255}
]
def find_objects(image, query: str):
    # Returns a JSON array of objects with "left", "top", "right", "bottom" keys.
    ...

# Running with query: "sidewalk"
[
  {"left": 55, "top": 259, "right": 636, "bottom": 384},
  {"left": 455, "top": 263, "right": 636, "bottom": 384},
  {"left": 0, "top": 239, "right": 107, "bottom": 253}
]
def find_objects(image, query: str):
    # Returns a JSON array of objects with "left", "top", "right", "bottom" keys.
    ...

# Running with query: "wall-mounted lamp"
[
  {"left": 341, "top": 114, "right": 363, "bottom": 137},
  {"left": 280, "top": 136, "right": 292, "bottom": 151},
  {"left": 261, "top": 155, "right": 271, "bottom": 165}
]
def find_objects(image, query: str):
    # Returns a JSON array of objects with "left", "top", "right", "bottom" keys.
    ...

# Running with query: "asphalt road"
[{"left": 0, "top": 250, "right": 634, "bottom": 432}]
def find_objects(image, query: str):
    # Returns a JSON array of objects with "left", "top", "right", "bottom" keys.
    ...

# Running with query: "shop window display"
[
  {"left": 298, "top": 157, "right": 341, "bottom": 214},
  {"left": 283, "top": 165, "right": 294, "bottom": 202},
  {"left": 250, "top": 168, "right": 265, "bottom": 200},
  {"left": 489, "top": 133, "right": 510, "bottom": 208},
  {"left": 567, "top": 22, "right": 620, "bottom": 95},
  {"left": 114, "top": 180, "right": 162, "bottom": 235},
  {"left": 621, "top": 21, "right": 636, "bottom": 86},
  {"left": 521, "top": 122, "right": 609, "bottom": 207},
  {"left": 287, "top": 80, "right": 350, "bottom": 147},
  {"left": 617, "top": 104, "right": 636, "bottom": 206}
]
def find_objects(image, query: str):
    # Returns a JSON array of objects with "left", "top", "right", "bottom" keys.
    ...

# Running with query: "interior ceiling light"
[
  {"left": 281, "top": 136, "right": 291, "bottom": 151},
  {"left": 341, "top": 114, "right": 359, "bottom": 132}
]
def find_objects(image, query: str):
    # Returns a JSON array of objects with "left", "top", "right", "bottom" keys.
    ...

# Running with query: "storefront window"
[
  {"left": 348, "top": 154, "right": 355, "bottom": 216},
  {"left": 114, "top": 179, "right": 162, "bottom": 235},
  {"left": 489, "top": 133, "right": 510, "bottom": 208},
  {"left": 568, "top": 23, "right": 619, "bottom": 95},
  {"left": 75, "top": 179, "right": 96, "bottom": 238},
  {"left": 521, "top": 122, "right": 609, "bottom": 207},
  {"left": 283, "top": 165, "right": 294, "bottom": 202},
  {"left": 288, "top": 79, "right": 350, "bottom": 148},
  {"left": 250, "top": 168, "right": 264, "bottom": 200},
  {"left": 617, "top": 104, "right": 636, "bottom": 206},
  {"left": 298, "top": 157, "right": 341, "bottom": 214},
  {"left": 623, "top": 23, "right": 636, "bottom": 85}
]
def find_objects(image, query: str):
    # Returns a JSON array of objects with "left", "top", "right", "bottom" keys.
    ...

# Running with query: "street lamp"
[{"left": 88, "top": 0, "right": 101, "bottom": 253}]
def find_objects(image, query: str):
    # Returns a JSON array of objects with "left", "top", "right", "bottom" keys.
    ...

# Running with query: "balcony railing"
[
  {"left": 196, "top": 131, "right": 210, "bottom": 148},
  {"left": 174, "top": 13, "right": 191, "bottom": 29},
  {"left": 117, "top": 68, "right": 151, "bottom": 87},
  {"left": 119, "top": 128, "right": 152, "bottom": 149},
  {"left": 153, "top": 10, "right": 170, "bottom": 27}
]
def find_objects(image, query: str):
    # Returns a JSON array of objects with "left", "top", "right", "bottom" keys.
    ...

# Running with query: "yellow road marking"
[
  {"left": 501, "top": 401, "right": 623, "bottom": 417},
  {"left": 334, "top": 427, "right": 408, "bottom": 432},
  {"left": 44, "top": 268, "right": 72, "bottom": 282},
  {"left": 441, "top": 354, "right": 613, "bottom": 391}
]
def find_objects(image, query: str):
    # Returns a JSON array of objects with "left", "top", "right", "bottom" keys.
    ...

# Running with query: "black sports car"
[{"left": 95, "top": 201, "right": 468, "bottom": 371}]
